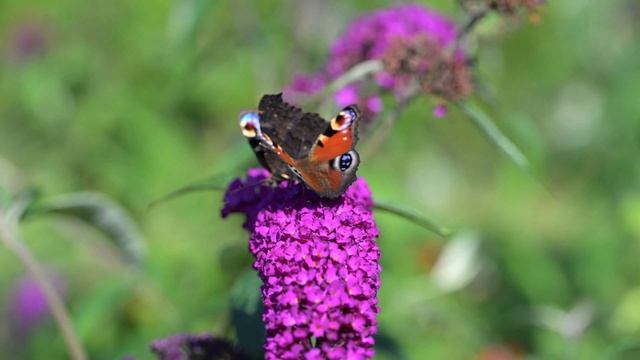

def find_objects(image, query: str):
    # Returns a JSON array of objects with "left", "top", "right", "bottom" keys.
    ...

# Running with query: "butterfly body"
[{"left": 239, "top": 94, "right": 360, "bottom": 198}]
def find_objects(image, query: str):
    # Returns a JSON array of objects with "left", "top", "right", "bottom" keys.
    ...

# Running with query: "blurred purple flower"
[
  {"left": 6, "top": 20, "right": 49, "bottom": 63},
  {"left": 287, "top": 73, "right": 328, "bottom": 96},
  {"left": 326, "top": 4, "right": 457, "bottom": 82},
  {"left": 150, "top": 333, "right": 247, "bottom": 360},
  {"left": 222, "top": 169, "right": 381, "bottom": 360},
  {"left": 286, "top": 4, "right": 469, "bottom": 122},
  {"left": 433, "top": 104, "right": 449, "bottom": 118},
  {"left": 335, "top": 85, "right": 359, "bottom": 107},
  {"left": 365, "top": 96, "right": 383, "bottom": 115},
  {"left": 7, "top": 274, "right": 66, "bottom": 339}
]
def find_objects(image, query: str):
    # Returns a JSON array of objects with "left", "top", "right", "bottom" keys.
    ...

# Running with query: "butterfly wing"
[
  {"left": 239, "top": 111, "right": 294, "bottom": 180},
  {"left": 258, "top": 94, "right": 327, "bottom": 160},
  {"left": 268, "top": 105, "right": 361, "bottom": 198},
  {"left": 243, "top": 94, "right": 361, "bottom": 198},
  {"left": 294, "top": 106, "right": 361, "bottom": 198}
]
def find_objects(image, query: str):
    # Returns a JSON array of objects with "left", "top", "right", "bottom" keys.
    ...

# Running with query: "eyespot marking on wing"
[
  {"left": 239, "top": 112, "right": 261, "bottom": 138},
  {"left": 331, "top": 150, "right": 358, "bottom": 172},
  {"left": 330, "top": 106, "right": 359, "bottom": 131}
]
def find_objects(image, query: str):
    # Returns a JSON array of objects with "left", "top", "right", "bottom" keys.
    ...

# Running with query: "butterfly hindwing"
[{"left": 293, "top": 106, "right": 360, "bottom": 198}]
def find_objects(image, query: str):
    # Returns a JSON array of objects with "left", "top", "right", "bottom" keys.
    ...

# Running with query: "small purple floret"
[
  {"left": 432, "top": 103, "right": 449, "bottom": 118},
  {"left": 222, "top": 169, "right": 381, "bottom": 360}
]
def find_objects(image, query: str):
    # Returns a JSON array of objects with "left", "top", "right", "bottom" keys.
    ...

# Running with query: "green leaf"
[
  {"left": 375, "top": 331, "right": 409, "bottom": 360},
  {"left": 8, "top": 187, "right": 41, "bottom": 224},
  {"left": 0, "top": 187, "right": 10, "bottom": 208},
  {"left": 603, "top": 339, "right": 640, "bottom": 360},
  {"left": 168, "top": 0, "right": 219, "bottom": 48},
  {"left": 230, "top": 269, "right": 265, "bottom": 359},
  {"left": 374, "top": 201, "right": 452, "bottom": 238},
  {"left": 26, "top": 192, "right": 146, "bottom": 265},
  {"left": 456, "top": 100, "right": 533, "bottom": 177}
]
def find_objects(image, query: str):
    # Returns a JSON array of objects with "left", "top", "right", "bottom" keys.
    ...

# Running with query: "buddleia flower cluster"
[
  {"left": 286, "top": 4, "right": 473, "bottom": 120},
  {"left": 222, "top": 169, "right": 381, "bottom": 359}
]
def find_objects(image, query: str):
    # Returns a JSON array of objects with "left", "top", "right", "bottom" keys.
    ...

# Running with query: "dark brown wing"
[{"left": 258, "top": 93, "right": 328, "bottom": 160}]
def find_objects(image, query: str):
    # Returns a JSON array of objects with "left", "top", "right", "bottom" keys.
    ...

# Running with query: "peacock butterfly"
[{"left": 239, "top": 93, "right": 360, "bottom": 198}]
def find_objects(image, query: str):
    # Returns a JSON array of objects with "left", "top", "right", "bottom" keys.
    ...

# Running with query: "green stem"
[
  {"left": 322, "top": 60, "right": 383, "bottom": 97},
  {"left": 148, "top": 182, "right": 226, "bottom": 211},
  {"left": 456, "top": 101, "right": 531, "bottom": 174},
  {"left": 0, "top": 213, "right": 87, "bottom": 360},
  {"left": 312, "top": 60, "right": 383, "bottom": 114},
  {"left": 374, "top": 201, "right": 452, "bottom": 238},
  {"left": 360, "top": 88, "right": 420, "bottom": 160}
]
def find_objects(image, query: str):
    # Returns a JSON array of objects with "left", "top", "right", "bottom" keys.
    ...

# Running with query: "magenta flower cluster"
[
  {"left": 286, "top": 4, "right": 459, "bottom": 118},
  {"left": 222, "top": 169, "right": 381, "bottom": 360}
]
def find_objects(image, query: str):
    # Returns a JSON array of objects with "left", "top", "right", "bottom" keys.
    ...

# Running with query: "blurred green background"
[{"left": 1, "top": 0, "right": 639, "bottom": 359}]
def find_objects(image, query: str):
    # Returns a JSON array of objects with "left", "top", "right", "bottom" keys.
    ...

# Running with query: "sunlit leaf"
[
  {"left": 374, "top": 201, "right": 452, "bottom": 238},
  {"left": 430, "top": 232, "right": 482, "bottom": 292}
]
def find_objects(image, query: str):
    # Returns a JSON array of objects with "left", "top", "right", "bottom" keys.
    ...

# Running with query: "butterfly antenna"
[{"left": 225, "top": 176, "right": 274, "bottom": 196}]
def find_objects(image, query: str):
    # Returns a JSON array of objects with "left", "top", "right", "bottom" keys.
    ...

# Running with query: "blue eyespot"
[
  {"left": 239, "top": 112, "right": 260, "bottom": 125},
  {"left": 338, "top": 153, "right": 352, "bottom": 171},
  {"left": 333, "top": 153, "right": 353, "bottom": 171},
  {"left": 332, "top": 151, "right": 358, "bottom": 172},
  {"left": 240, "top": 112, "right": 261, "bottom": 138}
]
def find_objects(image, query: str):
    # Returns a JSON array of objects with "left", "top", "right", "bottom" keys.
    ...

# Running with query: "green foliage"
[
  {"left": 230, "top": 270, "right": 265, "bottom": 359},
  {"left": 1, "top": 0, "right": 640, "bottom": 359}
]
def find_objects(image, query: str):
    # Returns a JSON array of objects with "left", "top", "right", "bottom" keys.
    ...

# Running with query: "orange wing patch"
[{"left": 311, "top": 129, "right": 353, "bottom": 162}]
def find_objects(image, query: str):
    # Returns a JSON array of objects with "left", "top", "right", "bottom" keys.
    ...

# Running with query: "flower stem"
[
  {"left": 323, "top": 60, "right": 383, "bottom": 97},
  {"left": 311, "top": 60, "right": 383, "bottom": 113},
  {"left": 456, "top": 100, "right": 531, "bottom": 174},
  {"left": 456, "top": 7, "right": 489, "bottom": 44},
  {"left": 0, "top": 213, "right": 87, "bottom": 360},
  {"left": 360, "top": 88, "right": 420, "bottom": 160},
  {"left": 374, "top": 201, "right": 453, "bottom": 238}
]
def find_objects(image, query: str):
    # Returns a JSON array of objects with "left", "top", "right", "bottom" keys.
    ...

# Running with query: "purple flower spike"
[
  {"left": 222, "top": 170, "right": 381, "bottom": 360},
  {"left": 326, "top": 4, "right": 457, "bottom": 82},
  {"left": 150, "top": 333, "right": 247, "bottom": 360},
  {"left": 286, "top": 4, "right": 469, "bottom": 123}
]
